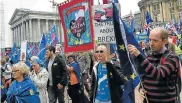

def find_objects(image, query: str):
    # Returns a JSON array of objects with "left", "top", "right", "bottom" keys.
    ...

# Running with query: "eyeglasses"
[
  {"left": 95, "top": 50, "right": 104, "bottom": 53},
  {"left": 12, "top": 70, "right": 20, "bottom": 73}
]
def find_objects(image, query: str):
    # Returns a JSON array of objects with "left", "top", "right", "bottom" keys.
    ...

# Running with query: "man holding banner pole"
[{"left": 128, "top": 27, "right": 181, "bottom": 103}]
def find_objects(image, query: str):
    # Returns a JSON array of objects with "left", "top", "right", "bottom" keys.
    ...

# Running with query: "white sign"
[
  {"left": 92, "top": 3, "right": 120, "bottom": 44},
  {"left": 20, "top": 41, "right": 27, "bottom": 61}
]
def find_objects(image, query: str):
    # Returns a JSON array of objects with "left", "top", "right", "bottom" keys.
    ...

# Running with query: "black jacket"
[
  {"left": 46, "top": 55, "right": 68, "bottom": 87},
  {"left": 90, "top": 62, "right": 125, "bottom": 103}
]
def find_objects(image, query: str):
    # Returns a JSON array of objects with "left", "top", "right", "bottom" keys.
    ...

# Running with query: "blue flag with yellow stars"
[
  {"left": 45, "top": 25, "right": 57, "bottom": 45},
  {"left": 146, "top": 11, "right": 153, "bottom": 24},
  {"left": 113, "top": 3, "right": 141, "bottom": 103}
]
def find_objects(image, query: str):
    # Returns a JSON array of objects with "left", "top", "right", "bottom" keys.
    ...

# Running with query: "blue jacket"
[
  {"left": 70, "top": 61, "right": 81, "bottom": 83},
  {"left": 6, "top": 77, "right": 40, "bottom": 103}
]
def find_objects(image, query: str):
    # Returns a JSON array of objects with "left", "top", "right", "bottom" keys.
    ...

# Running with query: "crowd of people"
[{"left": 1, "top": 27, "right": 182, "bottom": 103}]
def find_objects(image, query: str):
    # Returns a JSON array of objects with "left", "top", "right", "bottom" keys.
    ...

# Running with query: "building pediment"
[{"left": 9, "top": 8, "right": 30, "bottom": 25}]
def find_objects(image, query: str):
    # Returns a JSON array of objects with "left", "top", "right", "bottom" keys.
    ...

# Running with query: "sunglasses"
[
  {"left": 12, "top": 70, "right": 20, "bottom": 73},
  {"left": 95, "top": 50, "right": 104, "bottom": 53}
]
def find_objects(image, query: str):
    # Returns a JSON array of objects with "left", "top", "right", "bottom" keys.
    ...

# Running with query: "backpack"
[{"left": 161, "top": 51, "right": 181, "bottom": 103}]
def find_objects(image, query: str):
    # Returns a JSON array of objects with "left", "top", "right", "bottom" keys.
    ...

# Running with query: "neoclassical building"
[
  {"left": 9, "top": 8, "right": 62, "bottom": 46},
  {"left": 138, "top": 0, "right": 182, "bottom": 27}
]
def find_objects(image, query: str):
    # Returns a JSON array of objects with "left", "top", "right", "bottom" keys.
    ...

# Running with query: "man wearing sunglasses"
[{"left": 90, "top": 45, "right": 125, "bottom": 103}]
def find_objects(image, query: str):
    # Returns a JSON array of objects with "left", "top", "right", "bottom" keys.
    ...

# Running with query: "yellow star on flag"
[
  {"left": 69, "top": 37, "right": 73, "bottom": 42},
  {"left": 29, "top": 89, "right": 34, "bottom": 95},
  {"left": 119, "top": 44, "right": 125, "bottom": 51},
  {"left": 75, "top": 39, "right": 79, "bottom": 45},
  {"left": 67, "top": 29, "right": 71, "bottom": 34},
  {"left": 130, "top": 73, "right": 136, "bottom": 80},
  {"left": 124, "top": 76, "right": 128, "bottom": 81}
]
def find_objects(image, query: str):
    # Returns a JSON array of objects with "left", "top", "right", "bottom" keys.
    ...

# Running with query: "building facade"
[
  {"left": 122, "top": 11, "right": 142, "bottom": 32},
  {"left": 9, "top": 8, "right": 62, "bottom": 46},
  {"left": 138, "top": 0, "right": 182, "bottom": 27},
  {"left": 0, "top": 0, "right": 5, "bottom": 48}
]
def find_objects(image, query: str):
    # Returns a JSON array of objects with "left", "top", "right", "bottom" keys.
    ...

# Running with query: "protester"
[
  {"left": 6, "top": 62, "right": 40, "bottom": 103},
  {"left": 1, "top": 59, "right": 12, "bottom": 88},
  {"left": 77, "top": 52, "right": 91, "bottom": 94},
  {"left": 128, "top": 27, "right": 181, "bottom": 103},
  {"left": 45, "top": 45, "right": 68, "bottom": 103},
  {"left": 29, "top": 58, "right": 49, "bottom": 103},
  {"left": 66, "top": 55, "right": 81, "bottom": 103},
  {"left": 90, "top": 45, "right": 125, "bottom": 103}
]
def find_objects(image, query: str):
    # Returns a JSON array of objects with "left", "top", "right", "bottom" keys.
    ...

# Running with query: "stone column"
[
  {"left": 29, "top": 19, "right": 32, "bottom": 42},
  {"left": 160, "top": 2, "right": 163, "bottom": 22},
  {"left": 18, "top": 25, "right": 20, "bottom": 46},
  {"left": 16, "top": 26, "right": 18, "bottom": 46},
  {"left": 20, "top": 23, "right": 23, "bottom": 42},
  {"left": 174, "top": 1, "right": 179, "bottom": 20},
  {"left": 26, "top": 20, "right": 29, "bottom": 42},
  {"left": 15, "top": 26, "right": 17, "bottom": 45},
  {"left": 12, "top": 28, "right": 14, "bottom": 43},
  {"left": 14, "top": 28, "right": 16, "bottom": 43},
  {"left": 149, "top": 5, "right": 153, "bottom": 20},
  {"left": 38, "top": 19, "right": 41, "bottom": 41},
  {"left": 46, "top": 19, "right": 49, "bottom": 32},
  {"left": 24, "top": 22, "right": 26, "bottom": 40}
]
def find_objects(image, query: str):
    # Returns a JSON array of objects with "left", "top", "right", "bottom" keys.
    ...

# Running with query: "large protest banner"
[
  {"left": 59, "top": 0, "right": 94, "bottom": 53},
  {"left": 92, "top": 3, "right": 120, "bottom": 44}
]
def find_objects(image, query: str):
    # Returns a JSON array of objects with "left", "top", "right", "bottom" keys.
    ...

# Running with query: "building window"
[
  {"left": 179, "top": 11, "right": 182, "bottom": 18},
  {"left": 154, "top": 16, "right": 158, "bottom": 22},
  {"left": 153, "top": 4, "right": 160, "bottom": 11},
  {"left": 171, "top": 13, "right": 175, "bottom": 20},
  {"left": 169, "top": 2, "right": 174, "bottom": 8},
  {"left": 178, "top": 0, "right": 182, "bottom": 5},
  {"left": 153, "top": 5, "right": 157, "bottom": 10}
]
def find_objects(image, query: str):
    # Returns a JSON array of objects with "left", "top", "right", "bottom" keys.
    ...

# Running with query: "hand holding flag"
[{"left": 128, "top": 44, "right": 140, "bottom": 57}]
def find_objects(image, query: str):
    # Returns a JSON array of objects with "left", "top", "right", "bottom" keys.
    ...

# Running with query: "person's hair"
[
  {"left": 13, "top": 62, "right": 29, "bottom": 76},
  {"left": 30, "top": 56, "right": 39, "bottom": 61},
  {"left": 46, "top": 46, "right": 55, "bottom": 53},
  {"left": 156, "top": 27, "right": 168, "bottom": 40},
  {"left": 1, "top": 59, "right": 6, "bottom": 65},
  {"left": 68, "top": 55, "right": 76, "bottom": 61},
  {"left": 5, "top": 55, "right": 9, "bottom": 62},
  {"left": 96, "top": 45, "right": 107, "bottom": 51}
]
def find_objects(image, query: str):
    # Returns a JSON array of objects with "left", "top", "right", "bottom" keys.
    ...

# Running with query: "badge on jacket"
[{"left": 53, "top": 63, "right": 57, "bottom": 66}]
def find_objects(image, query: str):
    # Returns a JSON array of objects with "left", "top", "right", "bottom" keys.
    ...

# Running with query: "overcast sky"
[{"left": 2, "top": 0, "right": 140, "bottom": 47}]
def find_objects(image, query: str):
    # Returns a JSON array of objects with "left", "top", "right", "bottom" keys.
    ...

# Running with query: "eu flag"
[
  {"left": 50, "top": 35, "right": 60, "bottom": 46},
  {"left": 113, "top": 3, "right": 140, "bottom": 103},
  {"left": 146, "top": 11, "right": 153, "bottom": 24},
  {"left": 38, "top": 34, "right": 48, "bottom": 67},
  {"left": 10, "top": 43, "right": 20, "bottom": 64},
  {"left": 121, "top": 18, "right": 145, "bottom": 56},
  {"left": 45, "top": 25, "right": 57, "bottom": 45},
  {"left": 39, "top": 34, "right": 47, "bottom": 51}
]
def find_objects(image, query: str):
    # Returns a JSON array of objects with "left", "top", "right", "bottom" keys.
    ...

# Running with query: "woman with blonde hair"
[{"left": 6, "top": 62, "right": 40, "bottom": 103}]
